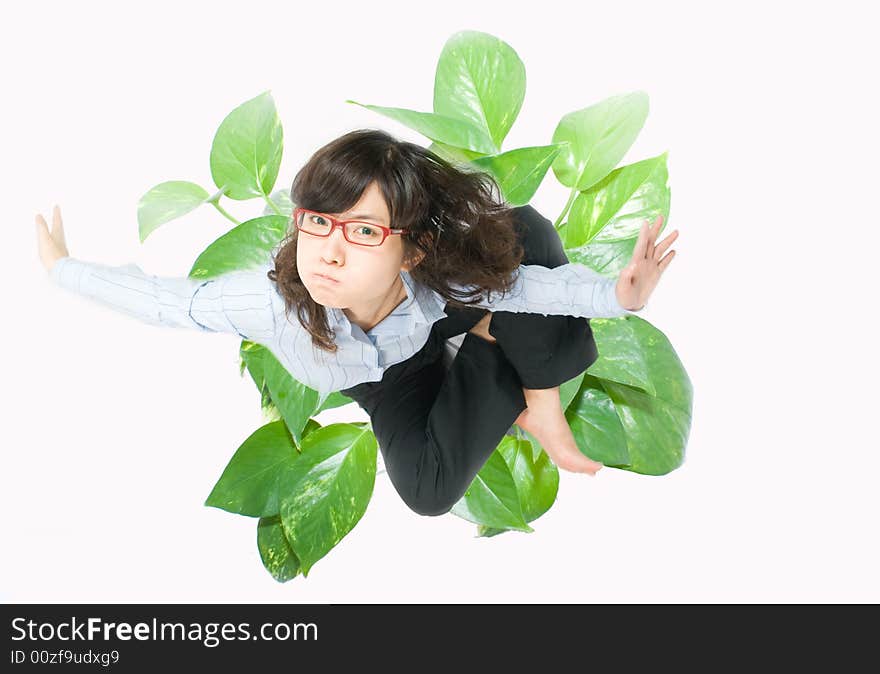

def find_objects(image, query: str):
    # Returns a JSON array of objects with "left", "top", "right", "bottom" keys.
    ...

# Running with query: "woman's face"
[{"left": 296, "top": 181, "right": 420, "bottom": 310}]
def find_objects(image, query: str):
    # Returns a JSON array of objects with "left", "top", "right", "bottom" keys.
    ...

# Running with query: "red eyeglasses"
[{"left": 292, "top": 207, "right": 410, "bottom": 247}]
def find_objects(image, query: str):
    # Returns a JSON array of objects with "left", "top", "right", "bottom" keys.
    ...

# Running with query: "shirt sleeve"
[
  {"left": 49, "top": 256, "right": 278, "bottom": 343},
  {"left": 455, "top": 263, "right": 646, "bottom": 318}
]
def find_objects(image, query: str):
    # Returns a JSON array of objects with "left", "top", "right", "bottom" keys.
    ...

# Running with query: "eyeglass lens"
[{"left": 297, "top": 211, "right": 384, "bottom": 246}]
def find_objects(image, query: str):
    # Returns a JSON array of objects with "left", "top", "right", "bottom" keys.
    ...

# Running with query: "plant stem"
[
  {"left": 553, "top": 186, "right": 579, "bottom": 230},
  {"left": 263, "top": 194, "right": 284, "bottom": 216},
  {"left": 211, "top": 201, "right": 241, "bottom": 226}
]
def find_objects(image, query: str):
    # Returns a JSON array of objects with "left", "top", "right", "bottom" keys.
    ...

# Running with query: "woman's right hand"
[{"left": 35, "top": 205, "right": 70, "bottom": 273}]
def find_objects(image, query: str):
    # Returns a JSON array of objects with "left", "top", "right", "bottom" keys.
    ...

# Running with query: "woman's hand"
[
  {"left": 35, "top": 205, "right": 70, "bottom": 273},
  {"left": 615, "top": 214, "right": 678, "bottom": 311}
]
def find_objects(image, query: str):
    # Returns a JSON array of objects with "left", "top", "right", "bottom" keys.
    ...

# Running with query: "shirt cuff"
[
  {"left": 603, "top": 278, "right": 647, "bottom": 317},
  {"left": 48, "top": 256, "right": 76, "bottom": 288}
]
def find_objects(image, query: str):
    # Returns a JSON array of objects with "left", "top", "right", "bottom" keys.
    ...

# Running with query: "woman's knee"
[
  {"left": 403, "top": 492, "right": 459, "bottom": 517},
  {"left": 512, "top": 204, "right": 569, "bottom": 268},
  {"left": 401, "top": 480, "right": 464, "bottom": 517},
  {"left": 387, "top": 447, "right": 468, "bottom": 517}
]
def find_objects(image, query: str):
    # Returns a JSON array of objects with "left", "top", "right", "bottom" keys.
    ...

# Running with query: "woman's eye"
[
  {"left": 314, "top": 216, "right": 327, "bottom": 226},
  {"left": 358, "top": 226, "right": 378, "bottom": 236}
]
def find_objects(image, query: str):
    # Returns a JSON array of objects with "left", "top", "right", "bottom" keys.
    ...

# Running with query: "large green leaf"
[
  {"left": 600, "top": 376, "right": 691, "bottom": 475},
  {"left": 564, "top": 374, "right": 632, "bottom": 468},
  {"left": 204, "top": 420, "right": 300, "bottom": 517},
  {"left": 585, "top": 315, "right": 658, "bottom": 395},
  {"left": 552, "top": 91, "right": 649, "bottom": 191},
  {"left": 137, "top": 180, "right": 210, "bottom": 243},
  {"left": 568, "top": 316, "right": 692, "bottom": 475},
  {"left": 450, "top": 449, "right": 533, "bottom": 532},
  {"left": 433, "top": 30, "right": 525, "bottom": 151},
  {"left": 490, "top": 436, "right": 559, "bottom": 535},
  {"left": 345, "top": 100, "right": 497, "bottom": 154},
  {"left": 464, "top": 427, "right": 567, "bottom": 539},
  {"left": 187, "top": 214, "right": 287, "bottom": 279},
  {"left": 257, "top": 515, "right": 301, "bottom": 583},
  {"left": 560, "top": 153, "right": 670, "bottom": 250},
  {"left": 210, "top": 90, "right": 283, "bottom": 201},
  {"left": 247, "top": 344, "right": 352, "bottom": 446},
  {"left": 470, "top": 144, "right": 565, "bottom": 206},
  {"left": 279, "top": 424, "right": 378, "bottom": 577}
]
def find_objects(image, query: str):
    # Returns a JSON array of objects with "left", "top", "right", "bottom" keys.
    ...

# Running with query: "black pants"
[{"left": 339, "top": 205, "right": 599, "bottom": 516}]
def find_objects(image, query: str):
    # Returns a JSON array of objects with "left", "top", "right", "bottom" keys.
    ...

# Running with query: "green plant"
[{"left": 136, "top": 29, "right": 692, "bottom": 582}]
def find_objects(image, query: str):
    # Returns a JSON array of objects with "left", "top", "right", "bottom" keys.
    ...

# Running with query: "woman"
[{"left": 36, "top": 129, "right": 678, "bottom": 517}]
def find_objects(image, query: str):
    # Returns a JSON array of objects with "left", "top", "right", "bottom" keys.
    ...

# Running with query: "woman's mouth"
[{"left": 312, "top": 272, "right": 339, "bottom": 284}]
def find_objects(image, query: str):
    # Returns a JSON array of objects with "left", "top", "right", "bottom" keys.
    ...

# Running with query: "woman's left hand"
[{"left": 615, "top": 214, "right": 678, "bottom": 311}]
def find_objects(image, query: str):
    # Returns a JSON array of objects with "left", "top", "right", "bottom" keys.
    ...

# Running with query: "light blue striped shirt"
[{"left": 49, "top": 256, "right": 640, "bottom": 403}]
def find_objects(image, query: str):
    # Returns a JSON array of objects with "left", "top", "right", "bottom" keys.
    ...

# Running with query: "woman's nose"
[{"left": 320, "top": 226, "right": 347, "bottom": 261}]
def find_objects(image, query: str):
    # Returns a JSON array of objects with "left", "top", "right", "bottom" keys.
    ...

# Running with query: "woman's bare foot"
[
  {"left": 468, "top": 318, "right": 600, "bottom": 475},
  {"left": 514, "top": 387, "right": 603, "bottom": 476}
]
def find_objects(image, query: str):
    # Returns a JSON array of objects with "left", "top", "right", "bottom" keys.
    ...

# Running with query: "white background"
[{"left": 2, "top": 0, "right": 877, "bottom": 603}]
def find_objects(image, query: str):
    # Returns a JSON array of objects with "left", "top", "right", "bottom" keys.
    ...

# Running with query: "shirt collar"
[{"left": 325, "top": 271, "right": 447, "bottom": 337}]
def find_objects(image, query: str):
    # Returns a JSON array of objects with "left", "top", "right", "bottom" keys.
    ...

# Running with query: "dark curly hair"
[{"left": 267, "top": 128, "right": 525, "bottom": 353}]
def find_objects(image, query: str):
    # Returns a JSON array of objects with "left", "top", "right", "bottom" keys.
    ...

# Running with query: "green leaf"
[
  {"left": 563, "top": 239, "right": 634, "bottom": 280},
  {"left": 239, "top": 341, "right": 281, "bottom": 420},
  {"left": 279, "top": 423, "right": 378, "bottom": 577},
  {"left": 552, "top": 91, "right": 649, "bottom": 191},
  {"left": 568, "top": 316, "right": 693, "bottom": 474},
  {"left": 345, "top": 100, "right": 497, "bottom": 154},
  {"left": 497, "top": 436, "right": 559, "bottom": 524},
  {"left": 240, "top": 342, "right": 350, "bottom": 433},
  {"left": 470, "top": 144, "right": 565, "bottom": 206},
  {"left": 210, "top": 90, "right": 284, "bottom": 201},
  {"left": 600, "top": 377, "right": 690, "bottom": 475},
  {"left": 240, "top": 341, "right": 267, "bottom": 391},
  {"left": 585, "top": 316, "right": 658, "bottom": 395},
  {"left": 137, "top": 180, "right": 210, "bottom": 243},
  {"left": 601, "top": 321, "right": 691, "bottom": 475},
  {"left": 564, "top": 373, "right": 632, "bottom": 468},
  {"left": 204, "top": 420, "right": 300, "bottom": 517},
  {"left": 302, "top": 418, "right": 322, "bottom": 438},
  {"left": 426, "top": 140, "right": 486, "bottom": 166},
  {"left": 187, "top": 214, "right": 287, "bottom": 279},
  {"left": 257, "top": 515, "right": 301, "bottom": 583},
  {"left": 561, "top": 153, "right": 670, "bottom": 250},
  {"left": 433, "top": 30, "right": 525, "bottom": 150},
  {"left": 475, "top": 525, "right": 509, "bottom": 538},
  {"left": 450, "top": 449, "right": 533, "bottom": 532},
  {"left": 261, "top": 348, "right": 321, "bottom": 447},
  {"left": 560, "top": 370, "right": 587, "bottom": 412}
]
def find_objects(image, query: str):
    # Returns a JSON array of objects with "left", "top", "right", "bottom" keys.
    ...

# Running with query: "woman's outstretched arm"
[
  {"left": 460, "top": 215, "right": 678, "bottom": 318},
  {"left": 37, "top": 205, "right": 278, "bottom": 343},
  {"left": 472, "top": 262, "right": 635, "bottom": 318},
  {"left": 48, "top": 257, "right": 278, "bottom": 342}
]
